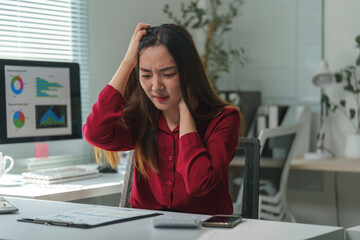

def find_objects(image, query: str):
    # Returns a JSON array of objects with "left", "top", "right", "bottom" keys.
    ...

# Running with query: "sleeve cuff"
[
  {"left": 99, "top": 85, "right": 127, "bottom": 111},
  {"left": 179, "top": 132, "right": 203, "bottom": 147}
]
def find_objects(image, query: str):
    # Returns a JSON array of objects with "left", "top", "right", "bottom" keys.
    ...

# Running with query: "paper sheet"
[{"left": 29, "top": 206, "right": 151, "bottom": 225}]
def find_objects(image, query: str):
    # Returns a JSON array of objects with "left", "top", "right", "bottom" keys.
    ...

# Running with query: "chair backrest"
[
  {"left": 256, "top": 124, "right": 302, "bottom": 221},
  {"left": 119, "top": 150, "right": 134, "bottom": 208},
  {"left": 238, "top": 137, "right": 260, "bottom": 219},
  {"left": 257, "top": 124, "right": 302, "bottom": 193}
]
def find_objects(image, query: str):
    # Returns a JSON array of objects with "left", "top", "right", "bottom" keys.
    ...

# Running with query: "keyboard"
[
  {"left": 21, "top": 167, "right": 100, "bottom": 184},
  {"left": 152, "top": 214, "right": 202, "bottom": 228}
]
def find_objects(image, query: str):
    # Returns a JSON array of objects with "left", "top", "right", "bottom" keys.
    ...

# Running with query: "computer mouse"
[{"left": 97, "top": 165, "right": 118, "bottom": 173}]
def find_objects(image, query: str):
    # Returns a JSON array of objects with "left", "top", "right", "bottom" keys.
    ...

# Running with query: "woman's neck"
[{"left": 162, "top": 108, "right": 180, "bottom": 132}]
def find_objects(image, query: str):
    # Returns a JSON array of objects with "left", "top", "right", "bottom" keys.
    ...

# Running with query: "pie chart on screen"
[
  {"left": 13, "top": 111, "right": 25, "bottom": 128},
  {"left": 11, "top": 76, "right": 24, "bottom": 95}
]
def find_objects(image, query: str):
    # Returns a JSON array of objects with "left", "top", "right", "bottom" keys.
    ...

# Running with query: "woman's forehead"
[{"left": 139, "top": 45, "right": 176, "bottom": 69}]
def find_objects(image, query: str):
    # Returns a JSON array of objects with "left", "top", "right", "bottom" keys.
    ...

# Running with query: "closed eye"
[{"left": 164, "top": 72, "right": 177, "bottom": 77}]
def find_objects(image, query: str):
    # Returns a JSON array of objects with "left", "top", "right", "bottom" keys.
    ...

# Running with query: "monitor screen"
[{"left": 0, "top": 59, "right": 82, "bottom": 144}]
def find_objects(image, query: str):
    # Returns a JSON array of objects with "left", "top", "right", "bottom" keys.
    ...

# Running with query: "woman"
[{"left": 83, "top": 23, "right": 243, "bottom": 215}]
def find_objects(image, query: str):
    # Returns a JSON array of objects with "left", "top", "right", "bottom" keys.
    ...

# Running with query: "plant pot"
[{"left": 344, "top": 134, "right": 360, "bottom": 158}]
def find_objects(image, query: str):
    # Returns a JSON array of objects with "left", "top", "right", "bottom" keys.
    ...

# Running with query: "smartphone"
[
  {"left": 0, "top": 197, "right": 18, "bottom": 214},
  {"left": 202, "top": 215, "right": 242, "bottom": 228}
]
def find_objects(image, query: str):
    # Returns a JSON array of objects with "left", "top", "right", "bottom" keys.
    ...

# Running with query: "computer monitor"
[
  {"left": 0, "top": 59, "right": 82, "bottom": 144},
  {"left": 219, "top": 91, "right": 261, "bottom": 136}
]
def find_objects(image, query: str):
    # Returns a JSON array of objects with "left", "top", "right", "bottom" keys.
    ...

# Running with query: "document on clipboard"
[{"left": 18, "top": 206, "right": 161, "bottom": 228}]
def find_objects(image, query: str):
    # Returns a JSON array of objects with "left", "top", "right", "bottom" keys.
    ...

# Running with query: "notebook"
[{"left": 18, "top": 205, "right": 161, "bottom": 228}]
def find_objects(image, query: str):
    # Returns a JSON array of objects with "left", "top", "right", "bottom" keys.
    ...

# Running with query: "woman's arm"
[
  {"left": 82, "top": 85, "right": 135, "bottom": 151},
  {"left": 83, "top": 23, "right": 150, "bottom": 151},
  {"left": 178, "top": 98, "right": 197, "bottom": 137},
  {"left": 177, "top": 107, "right": 241, "bottom": 197},
  {"left": 178, "top": 90, "right": 199, "bottom": 137}
]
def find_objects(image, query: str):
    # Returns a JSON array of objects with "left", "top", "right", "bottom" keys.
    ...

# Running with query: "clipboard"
[{"left": 18, "top": 206, "right": 162, "bottom": 229}]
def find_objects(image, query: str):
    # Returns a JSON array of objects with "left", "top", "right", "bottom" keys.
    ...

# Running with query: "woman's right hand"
[
  {"left": 123, "top": 22, "right": 151, "bottom": 69},
  {"left": 109, "top": 23, "right": 150, "bottom": 94}
]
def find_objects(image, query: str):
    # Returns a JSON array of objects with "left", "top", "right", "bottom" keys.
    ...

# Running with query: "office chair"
[
  {"left": 120, "top": 138, "right": 260, "bottom": 219},
  {"left": 236, "top": 137, "right": 260, "bottom": 219},
  {"left": 257, "top": 124, "right": 301, "bottom": 222},
  {"left": 232, "top": 137, "right": 261, "bottom": 216},
  {"left": 233, "top": 124, "right": 301, "bottom": 222}
]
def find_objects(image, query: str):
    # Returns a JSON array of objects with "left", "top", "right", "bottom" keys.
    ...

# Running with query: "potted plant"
[
  {"left": 323, "top": 35, "right": 360, "bottom": 158},
  {"left": 162, "top": 0, "right": 247, "bottom": 90}
]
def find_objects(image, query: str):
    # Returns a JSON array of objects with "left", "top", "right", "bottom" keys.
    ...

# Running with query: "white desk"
[
  {"left": 0, "top": 197, "right": 344, "bottom": 240},
  {"left": 291, "top": 157, "right": 360, "bottom": 173},
  {"left": 0, "top": 164, "right": 124, "bottom": 201},
  {"left": 231, "top": 156, "right": 360, "bottom": 173},
  {"left": 346, "top": 226, "right": 360, "bottom": 240}
]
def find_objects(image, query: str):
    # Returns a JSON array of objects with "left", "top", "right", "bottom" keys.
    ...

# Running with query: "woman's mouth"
[{"left": 154, "top": 96, "right": 169, "bottom": 102}]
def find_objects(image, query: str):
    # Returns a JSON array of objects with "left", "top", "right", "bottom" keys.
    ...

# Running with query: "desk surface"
[
  {"left": 231, "top": 156, "right": 360, "bottom": 173},
  {"left": 291, "top": 157, "right": 360, "bottom": 172},
  {"left": 0, "top": 197, "right": 344, "bottom": 240},
  {"left": 346, "top": 225, "right": 360, "bottom": 240},
  {"left": 0, "top": 164, "right": 124, "bottom": 201}
]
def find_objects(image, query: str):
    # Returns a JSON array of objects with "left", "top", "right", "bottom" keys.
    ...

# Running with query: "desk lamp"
[{"left": 305, "top": 60, "right": 333, "bottom": 160}]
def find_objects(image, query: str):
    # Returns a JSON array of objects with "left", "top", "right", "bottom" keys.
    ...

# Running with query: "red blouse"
[{"left": 83, "top": 85, "right": 240, "bottom": 215}]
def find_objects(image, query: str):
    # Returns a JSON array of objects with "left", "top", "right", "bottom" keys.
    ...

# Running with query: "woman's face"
[{"left": 139, "top": 45, "right": 182, "bottom": 112}]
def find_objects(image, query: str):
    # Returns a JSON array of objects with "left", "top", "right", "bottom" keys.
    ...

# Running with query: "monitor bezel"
[{"left": 0, "top": 59, "right": 82, "bottom": 144}]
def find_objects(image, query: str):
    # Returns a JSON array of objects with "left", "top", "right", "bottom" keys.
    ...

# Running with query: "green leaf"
[
  {"left": 356, "top": 54, "right": 360, "bottom": 66},
  {"left": 163, "top": 4, "right": 169, "bottom": 12},
  {"left": 334, "top": 72, "right": 342, "bottom": 83},
  {"left": 350, "top": 109, "right": 356, "bottom": 119},
  {"left": 191, "top": 21, "right": 201, "bottom": 28},
  {"left": 340, "top": 100, "right": 346, "bottom": 107},
  {"left": 344, "top": 85, "right": 355, "bottom": 92},
  {"left": 356, "top": 35, "right": 360, "bottom": 47},
  {"left": 321, "top": 93, "right": 329, "bottom": 102},
  {"left": 344, "top": 69, "right": 352, "bottom": 78}
]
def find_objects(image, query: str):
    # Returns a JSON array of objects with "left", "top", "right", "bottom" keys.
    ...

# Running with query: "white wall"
[
  {"left": 88, "top": 0, "right": 360, "bottom": 228},
  {"left": 288, "top": 0, "right": 360, "bottom": 228}
]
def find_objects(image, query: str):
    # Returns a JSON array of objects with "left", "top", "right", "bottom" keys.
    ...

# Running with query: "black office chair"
[
  {"left": 233, "top": 125, "right": 301, "bottom": 221},
  {"left": 120, "top": 137, "right": 260, "bottom": 219},
  {"left": 237, "top": 137, "right": 260, "bottom": 219}
]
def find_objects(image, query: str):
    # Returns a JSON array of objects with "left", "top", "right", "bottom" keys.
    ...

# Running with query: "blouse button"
[
  {"left": 168, "top": 155, "right": 173, "bottom": 161},
  {"left": 167, "top": 180, "right": 172, "bottom": 186}
]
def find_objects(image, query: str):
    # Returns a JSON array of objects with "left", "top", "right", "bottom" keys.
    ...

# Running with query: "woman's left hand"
[
  {"left": 178, "top": 97, "right": 188, "bottom": 113},
  {"left": 178, "top": 89, "right": 199, "bottom": 113},
  {"left": 178, "top": 90, "right": 198, "bottom": 137}
]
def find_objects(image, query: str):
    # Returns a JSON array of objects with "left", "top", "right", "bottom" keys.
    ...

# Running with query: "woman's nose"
[{"left": 151, "top": 76, "right": 164, "bottom": 91}]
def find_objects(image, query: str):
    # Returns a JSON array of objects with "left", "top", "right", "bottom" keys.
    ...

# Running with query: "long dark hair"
[{"left": 116, "top": 24, "right": 241, "bottom": 177}]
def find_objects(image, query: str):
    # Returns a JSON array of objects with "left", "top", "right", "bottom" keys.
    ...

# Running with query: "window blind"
[
  {"left": 0, "top": 0, "right": 91, "bottom": 123},
  {"left": 219, "top": 0, "right": 322, "bottom": 106}
]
